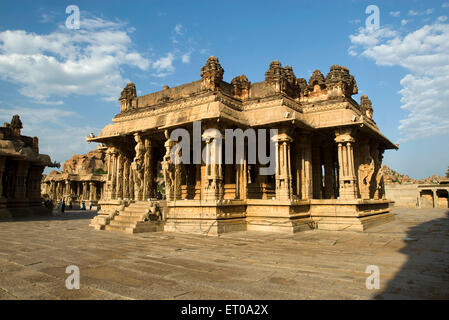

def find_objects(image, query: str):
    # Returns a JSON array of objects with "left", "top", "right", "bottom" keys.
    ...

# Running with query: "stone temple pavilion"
[
  {"left": 0, "top": 115, "right": 59, "bottom": 218},
  {"left": 42, "top": 146, "right": 107, "bottom": 208},
  {"left": 88, "top": 57, "right": 397, "bottom": 235}
]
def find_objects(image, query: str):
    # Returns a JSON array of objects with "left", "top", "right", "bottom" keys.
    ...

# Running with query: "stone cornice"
[{"left": 112, "top": 93, "right": 217, "bottom": 123}]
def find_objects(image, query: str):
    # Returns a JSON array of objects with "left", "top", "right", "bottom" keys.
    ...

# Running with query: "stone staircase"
[{"left": 104, "top": 201, "right": 164, "bottom": 234}]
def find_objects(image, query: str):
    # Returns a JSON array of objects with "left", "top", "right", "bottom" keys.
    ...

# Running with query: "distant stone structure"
[
  {"left": 41, "top": 146, "right": 107, "bottom": 207},
  {"left": 384, "top": 165, "right": 449, "bottom": 208},
  {"left": 0, "top": 115, "right": 59, "bottom": 218},
  {"left": 87, "top": 57, "right": 397, "bottom": 235}
]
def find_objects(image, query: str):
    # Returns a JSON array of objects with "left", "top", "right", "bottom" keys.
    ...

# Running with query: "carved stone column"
[
  {"left": 312, "top": 142, "right": 322, "bottom": 199},
  {"left": 202, "top": 129, "right": 223, "bottom": 201},
  {"left": 143, "top": 138, "right": 154, "bottom": 200},
  {"left": 357, "top": 138, "right": 374, "bottom": 199},
  {"left": 162, "top": 131, "right": 176, "bottom": 201},
  {"left": 235, "top": 142, "right": 246, "bottom": 199},
  {"left": 115, "top": 153, "right": 123, "bottom": 200},
  {"left": 323, "top": 142, "right": 335, "bottom": 199},
  {"left": 335, "top": 128, "right": 358, "bottom": 199},
  {"left": 76, "top": 182, "right": 81, "bottom": 200},
  {"left": 273, "top": 129, "right": 293, "bottom": 200},
  {"left": 123, "top": 159, "right": 130, "bottom": 200},
  {"left": 298, "top": 133, "right": 313, "bottom": 200},
  {"left": 128, "top": 163, "right": 134, "bottom": 200},
  {"left": 82, "top": 182, "right": 88, "bottom": 200},
  {"left": 89, "top": 182, "right": 96, "bottom": 201},
  {"left": 28, "top": 166, "right": 44, "bottom": 200},
  {"left": 14, "top": 161, "right": 30, "bottom": 200},
  {"left": 433, "top": 190, "right": 437, "bottom": 208},
  {"left": 64, "top": 179, "right": 70, "bottom": 196},
  {"left": 110, "top": 148, "right": 118, "bottom": 199},
  {"left": 50, "top": 181, "right": 56, "bottom": 199}
]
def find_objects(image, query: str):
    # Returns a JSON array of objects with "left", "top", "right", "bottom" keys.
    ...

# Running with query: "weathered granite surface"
[{"left": 0, "top": 207, "right": 448, "bottom": 299}]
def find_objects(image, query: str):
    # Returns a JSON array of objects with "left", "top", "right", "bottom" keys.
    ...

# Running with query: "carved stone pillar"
[
  {"left": 298, "top": 133, "right": 313, "bottom": 200},
  {"left": 76, "top": 182, "right": 81, "bottom": 200},
  {"left": 202, "top": 129, "right": 223, "bottom": 201},
  {"left": 335, "top": 128, "right": 358, "bottom": 199},
  {"left": 132, "top": 133, "right": 145, "bottom": 201},
  {"left": 109, "top": 148, "right": 118, "bottom": 199},
  {"left": 235, "top": 143, "right": 246, "bottom": 199},
  {"left": 433, "top": 190, "right": 437, "bottom": 208},
  {"left": 312, "top": 143, "right": 322, "bottom": 199},
  {"left": 273, "top": 129, "right": 293, "bottom": 200},
  {"left": 357, "top": 138, "right": 374, "bottom": 199},
  {"left": 89, "top": 182, "right": 96, "bottom": 201},
  {"left": 64, "top": 179, "right": 70, "bottom": 196},
  {"left": 116, "top": 153, "right": 123, "bottom": 200},
  {"left": 162, "top": 131, "right": 176, "bottom": 201},
  {"left": 128, "top": 163, "right": 134, "bottom": 200},
  {"left": 14, "top": 161, "right": 29, "bottom": 200},
  {"left": 28, "top": 166, "right": 44, "bottom": 200},
  {"left": 50, "top": 181, "right": 56, "bottom": 199},
  {"left": 143, "top": 138, "right": 154, "bottom": 200},
  {"left": 323, "top": 143, "right": 335, "bottom": 199},
  {"left": 123, "top": 159, "right": 130, "bottom": 199}
]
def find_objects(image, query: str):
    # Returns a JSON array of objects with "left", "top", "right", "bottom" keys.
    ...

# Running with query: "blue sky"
[{"left": 0, "top": 0, "right": 448, "bottom": 179}]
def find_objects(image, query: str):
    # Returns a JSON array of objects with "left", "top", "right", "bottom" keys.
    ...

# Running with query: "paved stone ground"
[{"left": 0, "top": 207, "right": 448, "bottom": 300}]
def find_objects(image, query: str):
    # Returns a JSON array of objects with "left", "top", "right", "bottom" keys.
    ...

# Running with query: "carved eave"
[{"left": 357, "top": 118, "right": 398, "bottom": 150}]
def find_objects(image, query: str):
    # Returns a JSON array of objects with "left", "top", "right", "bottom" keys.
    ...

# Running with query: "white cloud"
[
  {"left": 0, "top": 106, "right": 101, "bottom": 167},
  {"left": 0, "top": 15, "right": 149, "bottom": 105},
  {"left": 152, "top": 52, "right": 175, "bottom": 77},
  {"left": 181, "top": 52, "right": 192, "bottom": 63},
  {"left": 390, "top": 11, "right": 401, "bottom": 17},
  {"left": 174, "top": 24, "right": 183, "bottom": 35},
  {"left": 408, "top": 8, "right": 435, "bottom": 16},
  {"left": 443, "top": 2, "right": 449, "bottom": 8},
  {"left": 401, "top": 19, "right": 408, "bottom": 26},
  {"left": 349, "top": 20, "right": 449, "bottom": 142},
  {"left": 437, "top": 16, "right": 448, "bottom": 22}
]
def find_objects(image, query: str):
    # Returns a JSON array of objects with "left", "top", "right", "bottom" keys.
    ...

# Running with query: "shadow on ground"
[
  {"left": 0, "top": 210, "right": 97, "bottom": 222},
  {"left": 376, "top": 210, "right": 449, "bottom": 299}
]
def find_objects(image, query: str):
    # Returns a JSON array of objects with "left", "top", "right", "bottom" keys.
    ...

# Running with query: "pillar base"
[
  {"left": 165, "top": 200, "right": 246, "bottom": 235},
  {"left": 310, "top": 199, "right": 394, "bottom": 231}
]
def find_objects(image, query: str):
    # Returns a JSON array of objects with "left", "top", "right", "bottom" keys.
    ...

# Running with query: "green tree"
[
  {"left": 93, "top": 168, "right": 107, "bottom": 175},
  {"left": 446, "top": 166, "right": 449, "bottom": 178}
]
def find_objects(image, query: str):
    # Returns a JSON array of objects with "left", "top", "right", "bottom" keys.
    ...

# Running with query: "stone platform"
[
  {"left": 1, "top": 208, "right": 448, "bottom": 299},
  {"left": 92, "top": 198, "right": 393, "bottom": 235}
]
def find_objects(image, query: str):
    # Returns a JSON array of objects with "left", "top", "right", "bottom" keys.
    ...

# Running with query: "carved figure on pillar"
[
  {"left": 143, "top": 138, "right": 154, "bottom": 200},
  {"left": 132, "top": 133, "right": 145, "bottom": 201},
  {"left": 357, "top": 139, "right": 375, "bottom": 199},
  {"left": 162, "top": 130, "right": 176, "bottom": 200}
]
